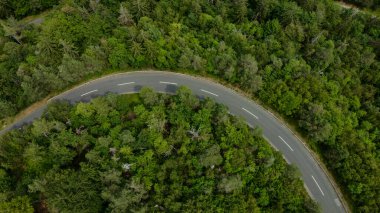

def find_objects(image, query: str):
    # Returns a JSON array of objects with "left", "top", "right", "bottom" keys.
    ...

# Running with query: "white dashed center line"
[
  {"left": 242, "top": 107, "right": 259, "bottom": 119},
  {"left": 200, "top": 89, "right": 218, "bottom": 97},
  {"left": 159, "top": 81, "right": 178, "bottom": 85},
  {"left": 278, "top": 136, "right": 294, "bottom": 151},
  {"left": 117, "top": 82, "right": 135, "bottom": 86},
  {"left": 311, "top": 175, "right": 325, "bottom": 196},
  {"left": 81, "top": 89, "right": 98, "bottom": 97}
]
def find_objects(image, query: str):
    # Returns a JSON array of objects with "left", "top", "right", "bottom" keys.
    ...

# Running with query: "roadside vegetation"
[
  {"left": 0, "top": 0, "right": 60, "bottom": 19},
  {"left": 337, "top": 0, "right": 379, "bottom": 10},
  {"left": 336, "top": 0, "right": 380, "bottom": 16},
  {"left": 0, "top": 89, "right": 318, "bottom": 212},
  {"left": 0, "top": 0, "right": 379, "bottom": 211}
]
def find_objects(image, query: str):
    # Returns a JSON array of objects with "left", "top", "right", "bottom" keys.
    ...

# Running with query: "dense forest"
[
  {"left": 0, "top": 89, "right": 318, "bottom": 212},
  {"left": 0, "top": 0, "right": 379, "bottom": 211}
]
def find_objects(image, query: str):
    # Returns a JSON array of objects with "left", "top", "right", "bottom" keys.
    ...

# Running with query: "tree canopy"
[{"left": 0, "top": 89, "right": 318, "bottom": 212}]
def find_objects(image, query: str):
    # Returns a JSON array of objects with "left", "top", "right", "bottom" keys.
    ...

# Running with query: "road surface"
[{"left": 0, "top": 71, "right": 346, "bottom": 213}]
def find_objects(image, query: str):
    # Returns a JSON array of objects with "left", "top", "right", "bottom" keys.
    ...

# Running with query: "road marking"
[
  {"left": 242, "top": 107, "right": 259, "bottom": 119},
  {"left": 121, "top": 91, "right": 137, "bottom": 95},
  {"left": 282, "top": 155, "right": 290, "bottom": 164},
  {"left": 117, "top": 82, "right": 135, "bottom": 86},
  {"left": 159, "top": 81, "right": 177, "bottom": 85},
  {"left": 278, "top": 136, "right": 294, "bottom": 151},
  {"left": 81, "top": 89, "right": 98, "bottom": 97},
  {"left": 200, "top": 89, "right": 218, "bottom": 97},
  {"left": 335, "top": 198, "right": 342, "bottom": 207},
  {"left": 311, "top": 175, "right": 325, "bottom": 196},
  {"left": 304, "top": 184, "right": 315, "bottom": 200}
]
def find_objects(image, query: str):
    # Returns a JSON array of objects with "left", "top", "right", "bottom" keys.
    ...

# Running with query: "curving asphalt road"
[{"left": 0, "top": 71, "right": 346, "bottom": 212}]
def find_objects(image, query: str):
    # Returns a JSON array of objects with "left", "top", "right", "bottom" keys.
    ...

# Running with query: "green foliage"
[
  {"left": 29, "top": 169, "right": 102, "bottom": 213},
  {"left": 0, "top": 91, "right": 318, "bottom": 212},
  {"left": 0, "top": 196, "right": 33, "bottom": 213},
  {"left": 1, "top": 0, "right": 380, "bottom": 211}
]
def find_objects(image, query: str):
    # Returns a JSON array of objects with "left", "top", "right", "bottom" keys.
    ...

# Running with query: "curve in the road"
[{"left": 0, "top": 71, "right": 347, "bottom": 213}]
